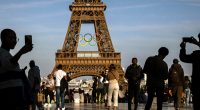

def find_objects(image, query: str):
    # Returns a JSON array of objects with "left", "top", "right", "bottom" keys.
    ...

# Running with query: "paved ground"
[{"left": 42, "top": 102, "right": 193, "bottom": 110}]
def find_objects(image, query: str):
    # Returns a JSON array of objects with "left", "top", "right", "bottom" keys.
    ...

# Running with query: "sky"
[{"left": 0, "top": 0, "right": 200, "bottom": 78}]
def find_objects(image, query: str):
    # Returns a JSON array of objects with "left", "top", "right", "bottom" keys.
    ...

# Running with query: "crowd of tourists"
[
  {"left": 0, "top": 28, "right": 199, "bottom": 110},
  {"left": 37, "top": 59, "right": 193, "bottom": 110}
]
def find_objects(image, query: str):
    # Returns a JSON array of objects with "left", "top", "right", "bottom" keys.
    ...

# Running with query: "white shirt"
[
  {"left": 54, "top": 69, "right": 66, "bottom": 87},
  {"left": 46, "top": 78, "right": 54, "bottom": 88}
]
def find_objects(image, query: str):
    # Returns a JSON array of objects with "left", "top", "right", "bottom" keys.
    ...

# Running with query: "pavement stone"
[{"left": 42, "top": 102, "right": 193, "bottom": 110}]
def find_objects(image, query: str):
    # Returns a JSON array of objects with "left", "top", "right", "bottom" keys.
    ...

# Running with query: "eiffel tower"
[{"left": 52, "top": 0, "right": 125, "bottom": 84}]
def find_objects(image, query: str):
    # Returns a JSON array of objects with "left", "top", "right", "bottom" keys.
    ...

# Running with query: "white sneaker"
[
  {"left": 48, "top": 103, "right": 52, "bottom": 107},
  {"left": 43, "top": 103, "right": 48, "bottom": 108},
  {"left": 62, "top": 107, "right": 65, "bottom": 110}
]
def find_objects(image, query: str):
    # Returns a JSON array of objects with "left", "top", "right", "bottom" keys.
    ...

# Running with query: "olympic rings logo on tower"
[{"left": 76, "top": 33, "right": 100, "bottom": 47}]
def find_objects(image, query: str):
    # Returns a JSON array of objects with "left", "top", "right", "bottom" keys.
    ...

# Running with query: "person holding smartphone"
[
  {"left": 0, "top": 28, "right": 33, "bottom": 109},
  {"left": 179, "top": 33, "right": 200, "bottom": 110}
]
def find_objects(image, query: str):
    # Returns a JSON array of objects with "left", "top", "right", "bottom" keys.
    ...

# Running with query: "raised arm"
[
  {"left": 179, "top": 42, "right": 193, "bottom": 63},
  {"left": 11, "top": 44, "right": 33, "bottom": 64}
]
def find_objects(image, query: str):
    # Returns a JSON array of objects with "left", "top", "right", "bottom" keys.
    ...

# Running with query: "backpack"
[
  {"left": 171, "top": 71, "right": 178, "bottom": 83},
  {"left": 60, "top": 76, "right": 68, "bottom": 93},
  {"left": 170, "top": 66, "right": 180, "bottom": 84}
]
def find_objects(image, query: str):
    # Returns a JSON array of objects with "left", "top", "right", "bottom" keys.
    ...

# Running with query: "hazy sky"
[{"left": 1, "top": 0, "right": 200, "bottom": 77}]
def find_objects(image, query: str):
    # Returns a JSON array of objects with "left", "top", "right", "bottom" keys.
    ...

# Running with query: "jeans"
[
  {"left": 108, "top": 79, "right": 119, "bottom": 107},
  {"left": 56, "top": 86, "right": 65, "bottom": 108},
  {"left": 185, "top": 88, "right": 190, "bottom": 104}
]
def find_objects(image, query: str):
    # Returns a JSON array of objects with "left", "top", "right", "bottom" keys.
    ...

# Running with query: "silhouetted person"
[
  {"left": 125, "top": 57, "right": 144, "bottom": 110},
  {"left": 92, "top": 76, "right": 97, "bottom": 103},
  {"left": 102, "top": 70, "right": 109, "bottom": 106},
  {"left": 184, "top": 76, "right": 191, "bottom": 105},
  {"left": 54, "top": 64, "right": 66, "bottom": 110},
  {"left": 60, "top": 74, "right": 71, "bottom": 103},
  {"left": 45, "top": 74, "right": 55, "bottom": 103},
  {"left": 87, "top": 84, "right": 93, "bottom": 103},
  {"left": 179, "top": 33, "right": 200, "bottom": 110},
  {"left": 0, "top": 28, "right": 33, "bottom": 109},
  {"left": 143, "top": 47, "right": 169, "bottom": 110},
  {"left": 168, "top": 58, "right": 185, "bottom": 110},
  {"left": 28, "top": 60, "right": 41, "bottom": 110},
  {"left": 96, "top": 75, "right": 104, "bottom": 103}
]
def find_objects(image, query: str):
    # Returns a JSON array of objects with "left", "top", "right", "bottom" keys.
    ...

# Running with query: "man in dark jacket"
[
  {"left": 125, "top": 57, "right": 143, "bottom": 110},
  {"left": 143, "top": 47, "right": 169, "bottom": 110},
  {"left": 179, "top": 33, "right": 200, "bottom": 110},
  {"left": 168, "top": 59, "right": 185, "bottom": 110},
  {"left": 28, "top": 60, "right": 41, "bottom": 110},
  {"left": 60, "top": 74, "right": 71, "bottom": 98}
]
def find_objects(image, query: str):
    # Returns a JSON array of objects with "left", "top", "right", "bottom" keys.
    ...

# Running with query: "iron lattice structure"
[{"left": 52, "top": 0, "right": 126, "bottom": 84}]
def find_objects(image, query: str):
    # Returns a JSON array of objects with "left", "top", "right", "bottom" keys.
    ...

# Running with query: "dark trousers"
[
  {"left": 92, "top": 89, "right": 96, "bottom": 103},
  {"left": 0, "top": 87, "right": 29, "bottom": 109},
  {"left": 45, "top": 88, "right": 54, "bottom": 103},
  {"left": 192, "top": 87, "right": 200, "bottom": 110},
  {"left": 96, "top": 88, "right": 104, "bottom": 103},
  {"left": 128, "top": 83, "right": 140, "bottom": 110},
  {"left": 31, "top": 90, "right": 43, "bottom": 110},
  {"left": 145, "top": 85, "right": 164, "bottom": 110},
  {"left": 0, "top": 71, "right": 32, "bottom": 109}
]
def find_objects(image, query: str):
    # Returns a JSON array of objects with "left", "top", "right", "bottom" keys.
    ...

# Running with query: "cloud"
[
  {"left": 177, "top": 0, "right": 200, "bottom": 2},
  {"left": 176, "top": 0, "right": 200, "bottom": 6},
  {"left": 189, "top": 3, "right": 200, "bottom": 7},
  {"left": 8, "top": 11, "right": 68, "bottom": 23},
  {"left": 0, "top": 0, "right": 69, "bottom": 11},
  {"left": 109, "top": 3, "right": 159, "bottom": 11},
  {"left": 109, "top": 20, "right": 200, "bottom": 36}
]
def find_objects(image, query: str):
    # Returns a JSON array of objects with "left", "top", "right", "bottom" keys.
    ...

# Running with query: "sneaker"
[
  {"left": 62, "top": 107, "right": 65, "bottom": 110},
  {"left": 48, "top": 103, "right": 52, "bottom": 107},
  {"left": 175, "top": 107, "right": 179, "bottom": 110},
  {"left": 43, "top": 103, "right": 48, "bottom": 107},
  {"left": 113, "top": 106, "right": 118, "bottom": 110},
  {"left": 107, "top": 106, "right": 111, "bottom": 110}
]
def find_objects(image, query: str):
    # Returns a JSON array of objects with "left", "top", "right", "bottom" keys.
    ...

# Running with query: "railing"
[
  {"left": 56, "top": 50, "right": 121, "bottom": 59},
  {"left": 74, "top": 0, "right": 102, "bottom": 3}
]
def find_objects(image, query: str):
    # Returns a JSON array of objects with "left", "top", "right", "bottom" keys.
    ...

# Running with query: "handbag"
[
  {"left": 118, "top": 90, "right": 125, "bottom": 98},
  {"left": 37, "top": 92, "right": 44, "bottom": 102}
]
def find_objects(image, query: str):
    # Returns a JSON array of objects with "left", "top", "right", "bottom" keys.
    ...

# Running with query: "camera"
[{"left": 182, "top": 37, "right": 195, "bottom": 43}]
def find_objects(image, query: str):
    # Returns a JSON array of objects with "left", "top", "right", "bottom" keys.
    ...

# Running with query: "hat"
[{"left": 173, "top": 59, "right": 179, "bottom": 64}]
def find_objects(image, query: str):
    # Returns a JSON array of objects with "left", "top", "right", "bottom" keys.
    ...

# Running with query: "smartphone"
[
  {"left": 182, "top": 37, "right": 194, "bottom": 43},
  {"left": 25, "top": 35, "right": 32, "bottom": 45}
]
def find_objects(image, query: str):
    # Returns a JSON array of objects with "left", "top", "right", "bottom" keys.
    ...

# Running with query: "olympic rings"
[
  {"left": 89, "top": 36, "right": 97, "bottom": 46},
  {"left": 84, "top": 33, "right": 93, "bottom": 42},
  {"left": 79, "top": 36, "right": 89, "bottom": 47},
  {"left": 76, "top": 33, "right": 99, "bottom": 47}
]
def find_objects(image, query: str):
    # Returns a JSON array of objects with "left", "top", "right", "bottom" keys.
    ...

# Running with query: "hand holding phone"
[{"left": 25, "top": 35, "right": 32, "bottom": 45}]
